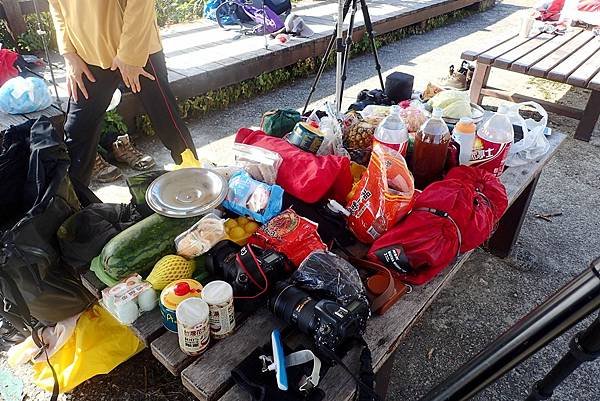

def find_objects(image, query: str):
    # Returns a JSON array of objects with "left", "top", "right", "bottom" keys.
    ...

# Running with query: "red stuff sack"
[
  {"left": 0, "top": 49, "right": 19, "bottom": 87},
  {"left": 346, "top": 144, "right": 415, "bottom": 244},
  {"left": 235, "top": 128, "right": 353, "bottom": 204},
  {"left": 248, "top": 209, "right": 327, "bottom": 266},
  {"left": 368, "top": 166, "right": 508, "bottom": 285}
]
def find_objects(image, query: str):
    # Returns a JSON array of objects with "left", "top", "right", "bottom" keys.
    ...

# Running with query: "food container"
[
  {"left": 176, "top": 298, "right": 210, "bottom": 356},
  {"left": 201, "top": 281, "right": 235, "bottom": 339},
  {"left": 159, "top": 279, "right": 203, "bottom": 332},
  {"left": 224, "top": 216, "right": 260, "bottom": 246},
  {"left": 287, "top": 122, "right": 324, "bottom": 153}
]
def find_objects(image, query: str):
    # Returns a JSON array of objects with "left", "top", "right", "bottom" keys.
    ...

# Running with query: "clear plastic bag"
[
  {"left": 505, "top": 101, "right": 551, "bottom": 167},
  {"left": 0, "top": 76, "right": 52, "bottom": 114},
  {"left": 292, "top": 250, "right": 369, "bottom": 309},
  {"left": 317, "top": 102, "right": 350, "bottom": 158},
  {"left": 222, "top": 170, "right": 284, "bottom": 223},
  {"left": 175, "top": 213, "right": 226, "bottom": 258},
  {"left": 233, "top": 143, "right": 283, "bottom": 184}
]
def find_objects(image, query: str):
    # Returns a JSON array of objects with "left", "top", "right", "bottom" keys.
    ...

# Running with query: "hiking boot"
[
  {"left": 92, "top": 153, "right": 122, "bottom": 183},
  {"left": 112, "top": 134, "right": 155, "bottom": 171},
  {"left": 440, "top": 64, "right": 468, "bottom": 91},
  {"left": 0, "top": 317, "right": 26, "bottom": 346}
]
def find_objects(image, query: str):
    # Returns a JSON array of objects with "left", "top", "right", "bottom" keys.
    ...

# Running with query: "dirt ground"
[{"left": 2, "top": 0, "right": 599, "bottom": 400}]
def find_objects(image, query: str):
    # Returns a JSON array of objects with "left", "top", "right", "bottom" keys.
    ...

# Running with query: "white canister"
[
  {"left": 176, "top": 298, "right": 210, "bottom": 356},
  {"left": 201, "top": 281, "right": 235, "bottom": 339}
]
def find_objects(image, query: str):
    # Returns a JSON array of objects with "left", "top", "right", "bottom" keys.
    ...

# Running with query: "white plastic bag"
[
  {"left": 233, "top": 143, "right": 283, "bottom": 184},
  {"left": 505, "top": 101, "right": 551, "bottom": 167}
]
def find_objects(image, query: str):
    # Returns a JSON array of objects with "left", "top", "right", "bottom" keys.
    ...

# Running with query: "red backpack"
[{"left": 367, "top": 166, "right": 508, "bottom": 285}]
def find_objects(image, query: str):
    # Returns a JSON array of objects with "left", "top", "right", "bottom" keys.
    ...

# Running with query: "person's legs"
[
  {"left": 136, "top": 51, "right": 197, "bottom": 164},
  {"left": 64, "top": 66, "right": 120, "bottom": 186}
]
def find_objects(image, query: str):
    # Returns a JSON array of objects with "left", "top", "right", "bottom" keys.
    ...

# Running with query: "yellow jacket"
[{"left": 48, "top": 0, "right": 162, "bottom": 68}]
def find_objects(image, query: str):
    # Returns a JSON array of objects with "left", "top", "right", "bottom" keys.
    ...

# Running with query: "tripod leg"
[
  {"left": 526, "top": 313, "right": 600, "bottom": 401},
  {"left": 360, "top": 0, "right": 385, "bottom": 91},
  {"left": 303, "top": 0, "right": 354, "bottom": 114},
  {"left": 338, "top": 0, "right": 359, "bottom": 107}
]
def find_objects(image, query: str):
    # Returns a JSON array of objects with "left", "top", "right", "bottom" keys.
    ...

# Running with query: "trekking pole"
[
  {"left": 31, "top": 0, "right": 61, "bottom": 106},
  {"left": 263, "top": 0, "right": 268, "bottom": 49},
  {"left": 420, "top": 257, "right": 600, "bottom": 401}
]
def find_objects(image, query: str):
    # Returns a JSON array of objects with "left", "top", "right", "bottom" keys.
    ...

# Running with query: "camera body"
[
  {"left": 270, "top": 283, "right": 369, "bottom": 352},
  {"left": 206, "top": 240, "right": 289, "bottom": 298}
]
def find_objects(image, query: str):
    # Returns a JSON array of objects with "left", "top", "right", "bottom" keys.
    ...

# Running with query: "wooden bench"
[
  {"left": 82, "top": 128, "right": 566, "bottom": 400},
  {"left": 462, "top": 28, "right": 600, "bottom": 142}
]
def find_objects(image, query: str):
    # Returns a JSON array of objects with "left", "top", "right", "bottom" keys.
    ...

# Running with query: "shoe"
[
  {"left": 0, "top": 317, "right": 26, "bottom": 346},
  {"left": 112, "top": 134, "right": 155, "bottom": 171},
  {"left": 92, "top": 153, "right": 122, "bottom": 183},
  {"left": 440, "top": 64, "right": 468, "bottom": 91}
]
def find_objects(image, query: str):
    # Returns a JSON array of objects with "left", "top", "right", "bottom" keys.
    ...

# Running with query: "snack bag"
[
  {"left": 248, "top": 209, "right": 327, "bottom": 266},
  {"left": 222, "top": 170, "right": 284, "bottom": 224},
  {"left": 346, "top": 144, "right": 415, "bottom": 244}
]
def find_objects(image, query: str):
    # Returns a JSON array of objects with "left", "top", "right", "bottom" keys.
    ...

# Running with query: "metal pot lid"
[{"left": 146, "top": 168, "right": 227, "bottom": 218}]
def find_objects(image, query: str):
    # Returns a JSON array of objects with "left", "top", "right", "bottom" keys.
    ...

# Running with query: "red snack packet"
[{"left": 249, "top": 209, "right": 327, "bottom": 266}]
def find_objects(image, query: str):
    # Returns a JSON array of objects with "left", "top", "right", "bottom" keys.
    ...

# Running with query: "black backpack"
[{"left": 0, "top": 117, "right": 95, "bottom": 334}]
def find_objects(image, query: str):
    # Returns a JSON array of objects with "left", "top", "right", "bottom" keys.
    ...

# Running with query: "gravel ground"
[{"left": 2, "top": 1, "right": 599, "bottom": 400}]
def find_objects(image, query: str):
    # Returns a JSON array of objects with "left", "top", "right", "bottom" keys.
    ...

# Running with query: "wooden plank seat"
[
  {"left": 462, "top": 28, "right": 600, "bottom": 142},
  {"left": 144, "top": 130, "right": 566, "bottom": 401}
]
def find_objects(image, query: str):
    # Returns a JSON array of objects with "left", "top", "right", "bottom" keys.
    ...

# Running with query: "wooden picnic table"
[
  {"left": 81, "top": 126, "right": 566, "bottom": 400},
  {"left": 462, "top": 28, "right": 600, "bottom": 142}
]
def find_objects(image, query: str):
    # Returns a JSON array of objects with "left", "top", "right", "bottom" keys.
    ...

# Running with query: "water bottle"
[
  {"left": 373, "top": 105, "right": 409, "bottom": 156},
  {"left": 470, "top": 104, "right": 514, "bottom": 177}
]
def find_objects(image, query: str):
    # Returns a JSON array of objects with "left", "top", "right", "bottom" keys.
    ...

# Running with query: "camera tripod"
[{"left": 302, "top": 0, "right": 385, "bottom": 114}]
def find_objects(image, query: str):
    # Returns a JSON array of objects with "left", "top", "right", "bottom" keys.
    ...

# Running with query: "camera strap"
[
  {"left": 261, "top": 349, "right": 322, "bottom": 391},
  {"left": 235, "top": 245, "right": 270, "bottom": 300}
]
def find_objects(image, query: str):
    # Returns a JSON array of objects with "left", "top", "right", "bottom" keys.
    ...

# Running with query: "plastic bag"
[
  {"left": 26, "top": 305, "right": 144, "bottom": 393},
  {"left": 292, "top": 250, "right": 369, "bottom": 309},
  {"left": 505, "top": 101, "right": 551, "bottom": 167},
  {"left": 346, "top": 143, "right": 415, "bottom": 244},
  {"left": 223, "top": 170, "right": 284, "bottom": 223},
  {"left": 101, "top": 274, "right": 157, "bottom": 325},
  {"left": 249, "top": 209, "right": 327, "bottom": 266},
  {"left": 0, "top": 76, "right": 52, "bottom": 114},
  {"left": 398, "top": 100, "right": 428, "bottom": 133},
  {"left": 316, "top": 102, "right": 350, "bottom": 158},
  {"left": 175, "top": 213, "right": 226, "bottom": 258},
  {"left": 233, "top": 143, "right": 283, "bottom": 184}
]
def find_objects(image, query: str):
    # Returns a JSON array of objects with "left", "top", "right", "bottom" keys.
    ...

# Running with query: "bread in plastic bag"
[
  {"left": 233, "top": 143, "right": 283, "bottom": 184},
  {"left": 175, "top": 213, "right": 226, "bottom": 258}
]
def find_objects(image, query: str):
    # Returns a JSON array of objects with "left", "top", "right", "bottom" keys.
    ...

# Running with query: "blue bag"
[
  {"left": 0, "top": 77, "right": 52, "bottom": 114},
  {"left": 204, "top": 0, "right": 239, "bottom": 25},
  {"left": 223, "top": 170, "right": 283, "bottom": 224}
]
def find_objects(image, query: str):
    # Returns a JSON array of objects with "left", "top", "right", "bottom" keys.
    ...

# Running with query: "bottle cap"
[
  {"left": 202, "top": 280, "right": 233, "bottom": 305},
  {"left": 432, "top": 108, "right": 443, "bottom": 118},
  {"left": 176, "top": 298, "right": 209, "bottom": 326},
  {"left": 174, "top": 282, "right": 191, "bottom": 296},
  {"left": 389, "top": 105, "right": 401, "bottom": 115}
]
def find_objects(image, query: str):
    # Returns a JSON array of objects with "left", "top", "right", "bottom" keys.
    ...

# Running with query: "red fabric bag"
[
  {"left": 235, "top": 128, "right": 353, "bottom": 204},
  {"left": 538, "top": 0, "right": 565, "bottom": 20},
  {"left": 367, "top": 166, "right": 508, "bottom": 285},
  {"left": 0, "top": 49, "right": 19, "bottom": 87}
]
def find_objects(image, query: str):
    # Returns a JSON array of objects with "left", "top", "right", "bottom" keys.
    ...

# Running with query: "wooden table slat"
[
  {"left": 493, "top": 33, "right": 554, "bottom": 69},
  {"left": 461, "top": 34, "right": 517, "bottom": 61},
  {"left": 510, "top": 30, "right": 583, "bottom": 74},
  {"left": 547, "top": 37, "right": 600, "bottom": 82},
  {"left": 528, "top": 30, "right": 595, "bottom": 78},
  {"left": 476, "top": 35, "right": 536, "bottom": 65},
  {"left": 566, "top": 48, "right": 600, "bottom": 88},
  {"left": 588, "top": 69, "right": 600, "bottom": 91}
]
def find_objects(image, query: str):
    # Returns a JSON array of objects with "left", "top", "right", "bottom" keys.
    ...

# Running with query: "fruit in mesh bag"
[{"left": 146, "top": 255, "right": 196, "bottom": 290}]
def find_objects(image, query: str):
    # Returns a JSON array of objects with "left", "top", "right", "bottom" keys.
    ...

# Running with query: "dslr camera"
[
  {"left": 269, "top": 281, "right": 369, "bottom": 353},
  {"left": 206, "top": 240, "right": 289, "bottom": 299}
]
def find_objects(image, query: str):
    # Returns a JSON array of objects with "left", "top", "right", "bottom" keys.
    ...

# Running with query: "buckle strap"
[{"left": 413, "top": 207, "right": 462, "bottom": 256}]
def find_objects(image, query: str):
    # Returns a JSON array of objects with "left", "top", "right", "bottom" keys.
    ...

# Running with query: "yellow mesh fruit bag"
[{"left": 146, "top": 255, "right": 196, "bottom": 290}]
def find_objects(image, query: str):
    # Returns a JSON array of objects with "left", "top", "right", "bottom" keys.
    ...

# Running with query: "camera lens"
[{"left": 271, "top": 282, "right": 317, "bottom": 335}]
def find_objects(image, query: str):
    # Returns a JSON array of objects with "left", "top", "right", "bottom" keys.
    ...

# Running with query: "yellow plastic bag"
[
  {"left": 31, "top": 304, "right": 144, "bottom": 393},
  {"left": 165, "top": 149, "right": 202, "bottom": 170}
]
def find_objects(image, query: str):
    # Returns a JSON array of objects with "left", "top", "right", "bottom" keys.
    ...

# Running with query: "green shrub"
[
  {"left": 0, "top": 12, "right": 56, "bottom": 52},
  {"left": 155, "top": 0, "right": 204, "bottom": 26}
]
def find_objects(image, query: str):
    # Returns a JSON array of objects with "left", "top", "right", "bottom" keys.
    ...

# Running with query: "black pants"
[{"left": 65, "top": 51, "right": 197, "bottom": 185}]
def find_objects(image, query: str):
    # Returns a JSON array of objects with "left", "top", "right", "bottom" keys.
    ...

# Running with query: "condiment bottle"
[
  {"left": 373, "top": 105, "right": 409, "bottom": 156},
  {"left": 412, "top": 108, "right": 451, "bottom": 189},
  {"left": 452, "top": 117, "right": 477, "bottom": 165},
  {"left": 470, "top": 105, "right": 514, "bottom": 177}
]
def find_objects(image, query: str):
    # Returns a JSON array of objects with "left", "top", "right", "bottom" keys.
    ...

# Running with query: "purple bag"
[{"left": 241, "top": 4, "right": 284, "bottom": 33}]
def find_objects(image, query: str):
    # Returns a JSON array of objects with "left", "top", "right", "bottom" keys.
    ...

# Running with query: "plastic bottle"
[
  {"left": 470, "top": 104, "right": 514, "bottom": 177},
  {"left": 412, "top": 108, "right": 451, "bottom": 189},
  {"left": 452, "top": 117, "right": 477, "bottom": 165},
  {"left": 373, "top": 105, "right": 409, "bottom": 156}
]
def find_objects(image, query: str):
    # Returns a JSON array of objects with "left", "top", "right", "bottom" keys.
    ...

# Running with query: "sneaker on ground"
[
  {"left": 112, "top": 134, "right": 155, "bottom": 171},
  {"left": 439, "top": 64, "right": 468, "bottom": 91},
  {"left": 92, "top": 153, "right": 123, "bottom": 183}
]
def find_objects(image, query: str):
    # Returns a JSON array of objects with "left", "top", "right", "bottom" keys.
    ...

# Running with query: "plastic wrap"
[
  {"left": 233, "top": 143, "right": 283, "bottom": 184},
  {"left": 292, "top": 250, "right": 369, "bottom": 308},
  {"left": 398, "top": 100, "right": 428, "bottom": 133},
  {"left": 0, "top": 76, "right": 52, "bottom": 114},
  {"left": 222, "top": 170, "right": 283, "bottom": 223},
  {"left": 317, "top": 103, "right": 350, "bottom": 158},
  {"left": 175, "top": 213, "right": 226, "bottom": 258}
]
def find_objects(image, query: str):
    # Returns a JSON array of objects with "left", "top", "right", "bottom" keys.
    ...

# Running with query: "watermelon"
[{"left": 98, "top": 213, "right": 197, "bottom": 283}]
